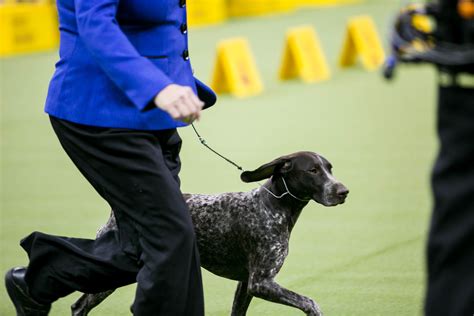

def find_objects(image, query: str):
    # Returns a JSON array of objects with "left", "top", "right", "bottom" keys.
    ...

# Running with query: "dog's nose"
[{"left": 336, "top": 187, "right": 349, "bottom": 197}]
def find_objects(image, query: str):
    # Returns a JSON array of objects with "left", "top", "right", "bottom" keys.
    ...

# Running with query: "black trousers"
[
  {"left": 21, "top": 117, "right": 204, "bottom": 316},
  {"left": 425, "top": 85, "right": 474, "bottom": 315}
]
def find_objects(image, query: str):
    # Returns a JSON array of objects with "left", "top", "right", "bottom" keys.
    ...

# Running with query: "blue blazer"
[{"left": 45, "top": 0, "right": 217, "bottom": 130}]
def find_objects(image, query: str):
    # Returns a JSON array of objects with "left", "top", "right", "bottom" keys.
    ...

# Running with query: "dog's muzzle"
[{"left": 324, "top": 183, "right": 349, "bottom": 206}]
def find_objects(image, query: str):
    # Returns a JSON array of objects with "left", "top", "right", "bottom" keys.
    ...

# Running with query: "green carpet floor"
[{"left": 1, "top": 1, "right": 437, "bottom": 315}]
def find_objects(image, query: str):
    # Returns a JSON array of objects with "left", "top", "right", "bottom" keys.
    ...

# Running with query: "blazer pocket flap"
[{"left": 146, "top": 56, "right": 169, "bottom": 75}]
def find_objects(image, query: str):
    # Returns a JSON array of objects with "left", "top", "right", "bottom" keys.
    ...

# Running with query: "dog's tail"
[{"left": 182, "top": 193, "right": 192, "bottom": 202}]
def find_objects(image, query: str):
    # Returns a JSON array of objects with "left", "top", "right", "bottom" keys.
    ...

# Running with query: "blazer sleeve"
[{"left": 75, "top": 0, "right": 173, "bottom": 111}]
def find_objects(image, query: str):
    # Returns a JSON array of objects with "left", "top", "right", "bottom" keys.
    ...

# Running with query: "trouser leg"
[
  {"left": 22, "top": 117, "right": 204, "bottom": 316},
  {"left": 425, "top": 86, "right": 474, "bottom": 316},
  {"left": 21, "top": 230, "right": 140, "bottom": 299}
]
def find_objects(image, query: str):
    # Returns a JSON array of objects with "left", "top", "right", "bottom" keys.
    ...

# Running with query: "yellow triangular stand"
[
  {"left": 210, "top": 37, "right": 264, "bottom": 98},
  {"left": 339, "top": 15, "right": 385, "bottom": 71},
  {"left": 279, "top": 25, "right": 330, "bottom": 83}
]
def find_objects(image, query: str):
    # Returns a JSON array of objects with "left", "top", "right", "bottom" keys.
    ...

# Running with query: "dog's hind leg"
[
  {"left": 231, "top": 281, "right": 253, "bottom": 316},
  {"left": 71, "top": 290, "right": 115, "bottom": 316},
  {"left": 71, "top": 211, "right": 120, "bottom": 316}
]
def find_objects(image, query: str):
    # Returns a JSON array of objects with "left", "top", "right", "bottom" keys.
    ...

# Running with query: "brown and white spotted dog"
[{"left": 71, "top": 151, "right": 349, "bottom": 316}]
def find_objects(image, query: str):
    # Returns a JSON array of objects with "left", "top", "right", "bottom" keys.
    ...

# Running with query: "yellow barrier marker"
[
  {"left": 299, "top": 0, "right": 362, "bottom": 6},
  {"left": 279, "top": 25, "right": 330, "bottom": 83},
  {"left": 339, "top": 15, "right": 385, "bottom": 71},
  {"left": 228, "top": 0, "right": 294, "bottom": 17},
  {"left": 210, "top": 38, "right": 264, "bottom": 98},
  {"left": 0, "top": 3, "right": 59, "bottom": 57},
  {"left": 187, "top": 0, "right": 227, "bottom": 27}
]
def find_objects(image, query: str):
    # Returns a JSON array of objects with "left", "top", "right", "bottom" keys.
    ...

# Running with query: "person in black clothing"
[
  {"left": 4, "top": 0, "right": 217, "bottom": 315},
  {"left": 386, "top": 1, "right": 474, "bottom": 315},
  {"left": 425, "top": 1, "right": 474, "bottom": 315}
]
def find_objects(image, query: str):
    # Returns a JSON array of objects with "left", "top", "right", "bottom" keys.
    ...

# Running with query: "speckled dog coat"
[{"left": 72, "top": 152, "right": 349, "bottom": 316}]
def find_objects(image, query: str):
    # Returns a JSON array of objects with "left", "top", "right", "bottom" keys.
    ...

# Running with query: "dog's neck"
[{"left": 262, "top": 177, "right": 309, "bottom": 232}]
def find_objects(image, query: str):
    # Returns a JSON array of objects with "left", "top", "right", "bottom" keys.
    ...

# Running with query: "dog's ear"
[{"left": 240, "top": 157, "right": 292, "bottom": 183}]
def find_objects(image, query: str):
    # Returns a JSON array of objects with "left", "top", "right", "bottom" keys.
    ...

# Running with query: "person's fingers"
[
  {"left": 175, "top": 99, "right": 192, "bottom": 118},
  {"left": 181, "top": 91, "right": 202, "bottom": 120},
  {"left": 192, "top": 110, "right": 200, "bottom": 122},
  {"left": 177, "top": 102, "right": 198, "bottom": 123},
  {"left": 155, "top": 85, "right": 205, "bottom": 123},
  {"left": 186, "top": 90, "right": 204, "bottom": 121},
  {"left": 185, "top": 88, "right": 204, "bottom": 112},
  {"left": 189, "top": 90, "right": 205, "bottom": 109},
  {"left": 185, "top": 110, "right": 199, "bottom": 123},
  {"left": 181, "top": 116, "right": 195, "bottom": 124},
  {"left": 186, "top": 98, "right": 201, "bottom": 121},
  {"left": 181, "top": 93, "right": 196, "bottom": 113},
  {"left": 181, "top": 89, "right": 198, "bottom": 114},
  {"left": 167, "top": 105, "right": 181, "bottom": 120},
  {"left": 166, "top": 100, "right": 194, "bottom": 122}
]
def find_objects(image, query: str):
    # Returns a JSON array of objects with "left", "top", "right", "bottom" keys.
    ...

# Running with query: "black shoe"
[{"left": 5, "top": 267, "right": 51, "bottom": 316}]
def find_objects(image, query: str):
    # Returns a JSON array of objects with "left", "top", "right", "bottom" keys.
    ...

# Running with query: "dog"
[{"left": 71, "top": 151, "right": 349, "bottom": 316}]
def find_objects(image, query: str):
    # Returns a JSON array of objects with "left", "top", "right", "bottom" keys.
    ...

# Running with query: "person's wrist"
[{"left": 154, "top": 84, "right": 174, "bottom": 109}]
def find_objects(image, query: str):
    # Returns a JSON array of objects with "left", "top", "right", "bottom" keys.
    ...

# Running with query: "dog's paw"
[{"left": 305, "top": 298, "right": 323, "bottom": 316}]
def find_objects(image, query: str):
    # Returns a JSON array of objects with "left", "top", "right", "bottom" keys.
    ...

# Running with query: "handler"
[
  {"left": 425, "top": 1, "right": 474, "bottom": 314},
  {"left": 385, "top": 1, "right": 473, "bottom": 314},
  {"left": 4, "top": 0, "right": 216, "bottom": 315}
]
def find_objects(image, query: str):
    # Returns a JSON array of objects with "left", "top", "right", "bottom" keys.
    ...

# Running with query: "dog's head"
[{"left": 241, "top": 152, "right": 349, "bottom": 206}]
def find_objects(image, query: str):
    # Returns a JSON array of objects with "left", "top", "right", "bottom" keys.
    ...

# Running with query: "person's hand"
[{"left": 154, "top": 84, "right": 204, "bottom": 123}]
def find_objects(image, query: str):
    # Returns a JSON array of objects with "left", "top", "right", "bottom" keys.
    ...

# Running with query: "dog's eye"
[{"left": 309, "top": 168, "right": 319, "bottom": 174}]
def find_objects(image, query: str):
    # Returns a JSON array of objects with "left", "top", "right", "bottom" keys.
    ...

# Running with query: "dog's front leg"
[
  {"left": 247, "top": 276, "right": 322, "bottom": 316},
  {"left": 231, "top": 281, "right": 253, "bottom": 316},
  {"left": 71, "top": 290, "right": 115, "bottom": 316}
]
